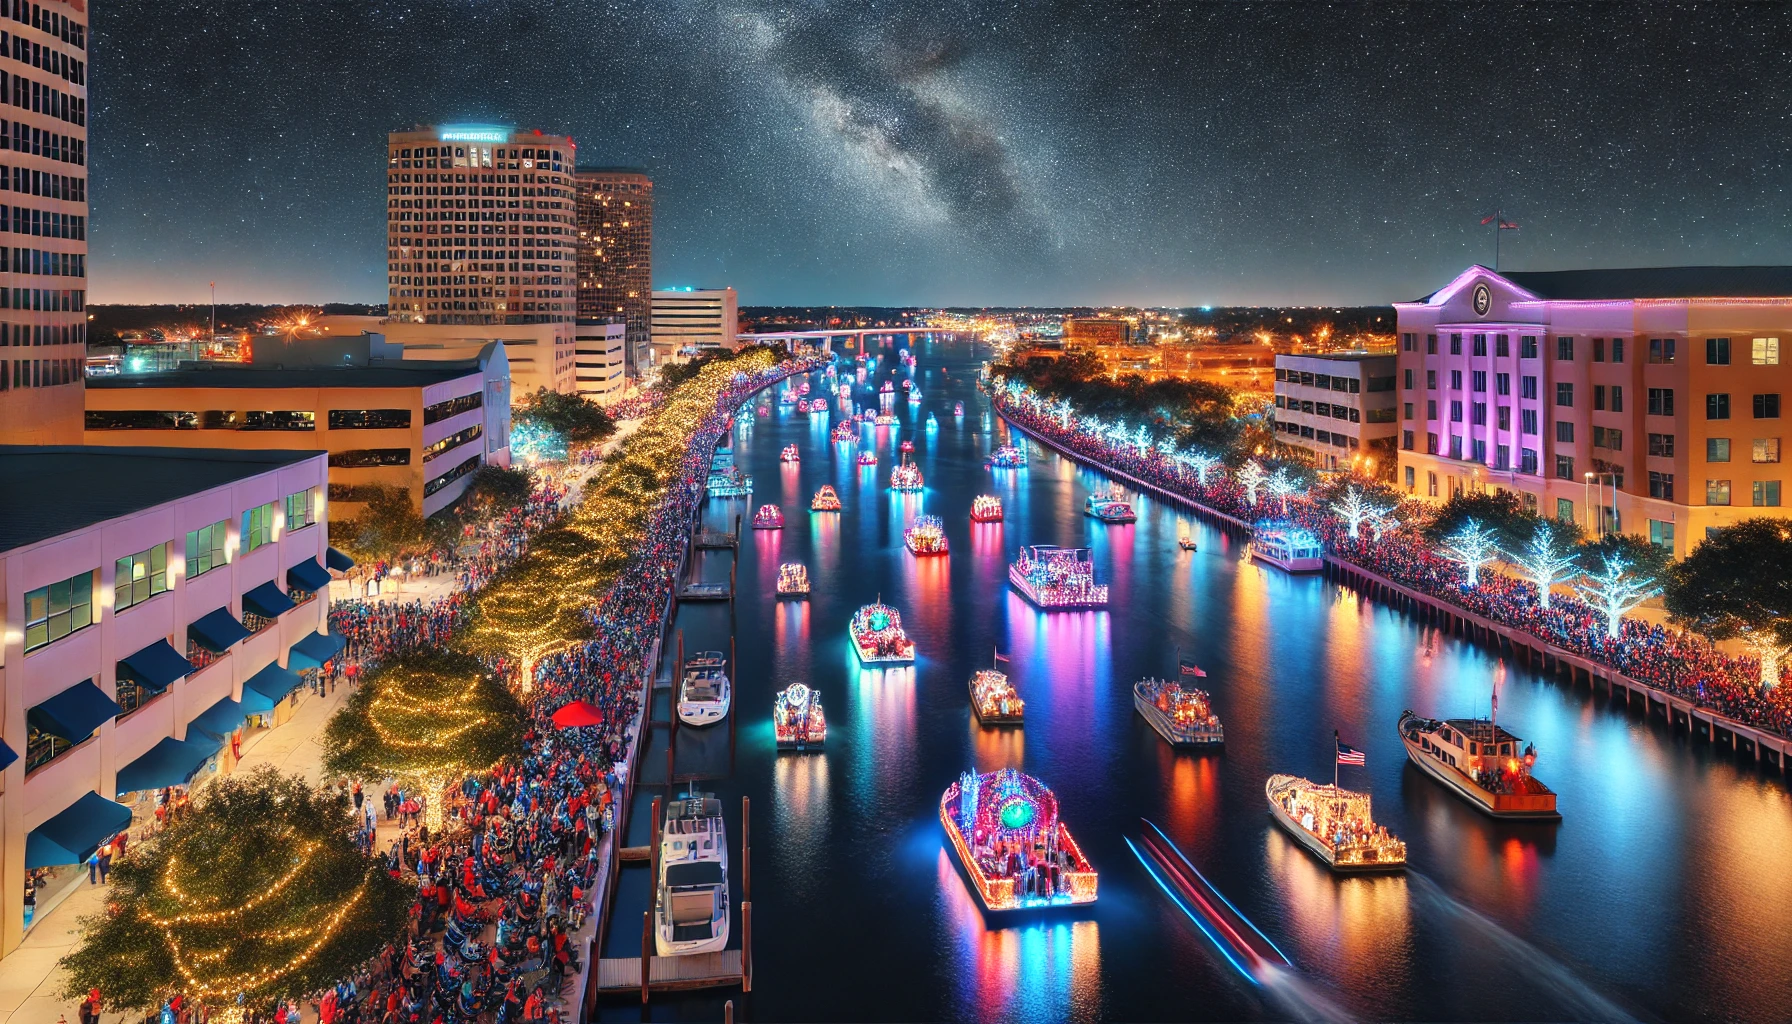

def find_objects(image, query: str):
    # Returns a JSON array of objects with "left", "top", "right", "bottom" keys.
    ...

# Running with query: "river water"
[{"left": 599, "top": 335, "right": 1792, "bottom": 1022}]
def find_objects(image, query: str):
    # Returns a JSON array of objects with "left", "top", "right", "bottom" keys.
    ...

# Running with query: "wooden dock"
[
  {"left": 596, "top": 949, "right": 744, "bottom": 993},
  {"left": 677, "top": 582, "right": 731, "bottom": 601},
  {"left": 695, "top": 529, "right": 739, "bottom": 549}
]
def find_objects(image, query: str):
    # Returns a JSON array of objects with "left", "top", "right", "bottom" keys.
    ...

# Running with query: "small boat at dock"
[
  {"left": 940, "top": 768, "right": 1098, "bottom": 911},
  {"left": 773, "top": 683, "right": 826, "bottom": 751},
  {"left": 654, "top": 791, "right": 730, "bottom": 955},
  {"left": 1265, "top": 774, "right": 1406, "bottom": 873},
  {"left": 1250, "top": 521, "right": 1324, "bottom": 572},
  {"left": 705, "top": 465, "right": 752, "bottom": 498},
  {"left": 677, "top": 660, "right": 731, "bottom": 728},
  {"left": 1134, "top": 677, "right": 1223, "bottom": 747},
  {"left": 1397, "top": 710, "right": 1559, "bottom": 819}
]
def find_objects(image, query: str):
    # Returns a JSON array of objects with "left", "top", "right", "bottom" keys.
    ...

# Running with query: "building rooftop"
[
  {"left": 1424, "top": 265, "right": 1792, "bottom": 302},
  {"left": 87, "top": 361, "right": 485, "bottom": 390},
  {"left": 0, "top": 447, "right": 321, "bottom": 553}
]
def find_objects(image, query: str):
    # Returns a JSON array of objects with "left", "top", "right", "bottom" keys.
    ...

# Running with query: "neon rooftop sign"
[{"left": 438, "top": 125, "right": 511, "bottom": 143}]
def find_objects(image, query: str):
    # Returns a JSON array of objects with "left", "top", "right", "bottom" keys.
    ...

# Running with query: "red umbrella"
[{"left": 551, "top": 701, "right": 604, "bottom": 729}]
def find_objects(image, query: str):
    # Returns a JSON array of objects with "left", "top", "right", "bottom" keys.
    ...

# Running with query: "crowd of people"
[{"left": 988, "top": 380, "right": 1792, "bottom": 740}]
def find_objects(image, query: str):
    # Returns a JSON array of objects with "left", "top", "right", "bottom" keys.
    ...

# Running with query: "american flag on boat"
[
  {"left": 1335, "top": 737, "right": 1366, "bottom": 766},
  {"left": 1178, "top": 657, "right": 1207, "bottom": 678},
  {"left": 994, "top": 650, "right": 1010, "bottom": 663}
]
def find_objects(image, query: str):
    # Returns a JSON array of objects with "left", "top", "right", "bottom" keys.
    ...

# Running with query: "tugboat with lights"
[
  {"left": 780, "top": 444, "right": 800, "bottom": 463},
  {"left": 677, "top": 654, "right": 731, "bottom": 728},
  {"left": 940, "top": 768, "right": 1098, "bottom": 911},
  {"left": 1250, "top": 521, "right": 1324, "bottom": 572},
  {"left": 1009, "top": 545, "right": 1108, "bottom": 609},
  {"left": 1085, "top": 487, "right": 1137, "bottom": 523},
  {"left": 890, "top": 456, "right": 924, "bottom": 492},
  {"left": 986, "top": 444, "right": 1028, "bottom": 468},
  {"left": 655, "top": 790, "right": 730, "bottom": 955},
  {"left": 970, "top": 494, "right": 1004, "bottom": 522},
  {"left": 904, "top": 514, "right": 948, "bottom": 555},
  {"left": 1134, "top": 676, "right": 1223, "bottom": 747},
  {"left": 970, "top": 657, "right": 1024, "bottom": 725},
  {"left": 776, "top": 562, "right": 810, "bottom": 597},
  {"left": 1397, "top": 709, "right": 1560, "bottom": 819},
  {"left": 751, "top": 504, "right": 784, "bottom": 530},
  {"left": 1265, "top": 773, "right": 1406, "bottom": 873},
  {"left": 705, "top": 465, "right": 752, "bottom": 498},
  {"left": 773, "top": 683, "right": 826, "bottom": 752},
  {"left": 849, "top": 600, "right": 915, "bottom": 664},
  {"left": 810, "top": 485, "right": 842, "bottom": 512}
]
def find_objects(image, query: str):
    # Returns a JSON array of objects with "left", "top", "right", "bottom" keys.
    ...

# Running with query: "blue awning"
[
  {"left": 242, "top": 580, "right": 296, "bottom": 619},
  {"left": 188, "top": 696, "right": 246, "bottom": 740},
  {"left": 244, "top": 661, "right": 303, "bottom": 703},
  {"left": 117, "top": 639, "right": 193, "bottom": 692},
  {"left": 189, "top": 607, "right": 251, "bottom": 654},
  {"left": 26, "top": 791, "right": 131, "bottom": 868},
  {"left": 27, "top": 680, "right": 121, "bottom": 742},
  {"left": 116, "top": 734, "right": 221, "bottom": 795},
  {"left": 287, "top": 631, "right": 347, "bottom": 671},
  {"left": 237, "top": 678, "right": 278, "bottom": 714},
  {"left": 0, "top": 740, "right": 16, "bottom": 771},
  {"left": 287, "top": 557, "right": 332, "bottom": 592},
  {"left": 325, "top": 546, "right": 356, "bottom": 572}
]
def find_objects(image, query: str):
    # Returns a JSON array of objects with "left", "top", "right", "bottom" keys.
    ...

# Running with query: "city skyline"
[{"left": 91, "top": 2, "right": 1792, "bottom": 307}]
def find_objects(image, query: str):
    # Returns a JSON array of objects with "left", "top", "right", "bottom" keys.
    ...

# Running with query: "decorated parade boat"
[
  {"left": 780, "top": 444, "right": 801, "bottom": 463},
  {"left": 752, "top": 504, "right": 784, "bottom": 530},
  {"left": 776, "top": 562, "right": 810, "bottom": 596},
  {"left": 900, "top": 439, "right": 915, "bottom": 452},
  {"left": 970, "top": 665, "right": 1024, "bottom": 725},
  {"left": 904, "top": 514, "right": 948, "bottom": 555},
  {"left": 900, "top": 378, "right": 913, "bottom": 391},
  {"left": 1265, "top": 775, "right": 1406, "bottom": 873},
  {"left": 874, "top": 411, "right": 900, "bottom": 426},
  {"left": 970, "top": 494, "right": 1004, "bottom": 523},
  {"left": 773, "top": 682, "right": 826, "bottom": 752},
  {"left": 954, "top": 401, "right": 965, "bottom": 416},
  {"left": 831, "top": 421, "right": 856, "bottom": 443},
  {"left": 1178, "top": 526, "right": 1198, "bottom": 551},
  {"left": 778, "top": 389, "right": 798, "bottom": 406},
  {"left": 811, "top": 485, "right": 843, "bottom": 511},
  {"left": 908, "top": 387, "right": 922, "bottom": 402},
  {"left": 890, "top": 457, "right": 924, "bottom": 492},
  {"left": 940, "top": 769, "right": 1098, "bottom": 911},
  {"left": 1250, "top": 522, "right": 1324, "bottom": 572},
  {"left": 1397, "top": 710, "right": 1559, "bottom": 819},
  {"left": 705, "top": 465, "right": 752, "bottom": 498},
  {"left": 655, "top": 791, "right": 730, "bottom": 956},
  {"left": 1134, "top": 677, "right": 1224, "bottom": 747},
  {"left": 1009, "top": 545, "right": 1108, "bottom": 609},
  {"left": 798, "top": 381, "right": 811, "bottom": 395},
  {"left": 880, "top": 381, "right": 894, "bottom": 394},
  {"left": 856, "top": 448, "right": 879, "bottom": 467},
  {"left": 849, "top": 600, "right": 916, "bottom": 664},
  {"left": 987, "top": 443, "right": 1028, "bottom": 468},
  {"left": 1085, "top": 487, "right": 1138, "bottom": 523},
  {"left": 677, "top": 665, "right": 732, "bottom": 727}
]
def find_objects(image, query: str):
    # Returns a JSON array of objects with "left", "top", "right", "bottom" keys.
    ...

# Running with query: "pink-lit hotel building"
[{"left": 1397, "top": 265, "right": 1792, "bottom": 558}]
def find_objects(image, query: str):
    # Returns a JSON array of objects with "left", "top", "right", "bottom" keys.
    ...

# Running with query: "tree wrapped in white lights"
[
  {"left": 1131, "top": 424, "right": 1152, "bottom": 455},
  {"left": 1441, "top": 517, "right": 1499, "bottom": 587},
  {"left": 1508, "top": 522, "right": 1578, "bottom": 609},
  {"left": 1575, "top": 553, "right": 1661, "bottom": 639},
  {"left": 1368, "top": 507, "right": 1400, "bottom": 542},
  {"left": 1053, "top": 400, "right": 1072, "bottom": 427},
  {"left": 1265, "top": 467, "right": 1300, "bottom": 514},
  {"left": 1182, "top": 450, "right": 1221, "bottom": 487},
  {"left": 1237, "top": 461, "right": 1268, "bottom": 505},
  {"left": 1331, "top": 486, "right": 1391, "bottom": 540}
]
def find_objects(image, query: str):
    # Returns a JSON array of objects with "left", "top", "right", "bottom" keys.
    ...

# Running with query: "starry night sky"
[{"left": 90, "top": 2, "right": 1792, "bottom": 307}]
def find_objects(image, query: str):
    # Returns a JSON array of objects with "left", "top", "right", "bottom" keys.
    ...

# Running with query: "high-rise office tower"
[
  {"left": 0, "top": 1, "right": 89, "bottom": 444},
  {"left": 387, "top": 125, "right": 578, "bottom": 326},
  {"left": 573, "top": 168, "right": 652, "bottom": 376}
]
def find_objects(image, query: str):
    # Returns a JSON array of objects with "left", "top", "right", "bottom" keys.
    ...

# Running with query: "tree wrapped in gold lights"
[
  {"left": 323, "top": 649, "right": 525, "bottom": 832},
  {"left": 58, "top": 767, "right": 410, "bottom": 1015}
]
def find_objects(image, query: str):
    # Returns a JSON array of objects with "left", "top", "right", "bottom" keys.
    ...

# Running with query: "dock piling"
[{"left": 640, "top": 911, "right": 651, "bottom": 1004}]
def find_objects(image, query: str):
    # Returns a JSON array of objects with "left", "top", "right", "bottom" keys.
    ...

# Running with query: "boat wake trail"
[
  {"left": 1253, "top": 964, "right": 1358, "bottom": 1024},
  {"left": 1407, "top": 872, "right": 1642, "bottom": 1023}
]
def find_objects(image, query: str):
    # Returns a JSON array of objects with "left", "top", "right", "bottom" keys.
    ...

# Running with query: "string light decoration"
[
  {"left": 460, "top": 350, "right": 779, "bottom": 668},
  {"left": 322, "top": 650, "right": 525, "bottom": 832},
  {"left": 56, "top": 767, "right": 410, "bottom": 1014}
]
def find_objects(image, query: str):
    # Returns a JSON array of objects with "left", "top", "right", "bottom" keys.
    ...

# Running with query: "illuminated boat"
[
  {"left": 798, "top": 381, "right": 811, "bottom": 395},
  {"left": 654, "top": 791, "right": 730, "bottom": 956},
  {"left": 838, "top": 383, "right": 852, "bottom": 398},
  {"left": 908, "top": 387, "right": 922, "bottom": 402},
  {"left": 904, "top": 514, "right": 948, "bottom": 555},
  {"left": 831, "top": 421, "right": 856, "bottom": 443},
  {"left": 1249, "top": 521, "right": 1324, "bottom": 572},
  {"left": 677, "top": 659, "right": 731, "bottom": 728},
  {"left": 880, "top": 381, "right": 894, "bottom": 394},
  {"left": 890, "top": 457, "right": 924, "bottom": 492},
  {"left": 874, "top": 412, "right": 899, "bottom": 426},
  {"left": 778, "top": 390, "right": 797, "bottom": 406},
  {"left": 810, "top": 485, "right": 842, "bottom": 512},
  {"left": 1134, "top": 678, "right": 1223, "bottom": 747},
  {"left": 900, "top": 439, "right": 914, "bottom": 452},
  {"left": 737, "top": 406, "right": 755, "bottom": 425},
  {"left": 1009, "top": 545, "right": 1108, "bottom": 610},
  {"left": 1178, "top": 529, "right": 1198, "bottom": 552},
  {"left": 856, "top": 449, "right": 878, "bottom": 467},
  {"left": 776, "top": 562, "right": 810, "bottom": 596},
  {"left": 1085, "top": 488, "right": 1137, "bottom": 523},
  {"left": 685, "top": 649, "right": 725, "bottom": 671},
  {"left": 970, "top": 495, "right": 1004, "bottom": 523},
  {"left": 900, "top": 378, "right": 913, "bottom": 391},
  {"left": 752, "top": 504, "right": 784, "bottom": 530},
  {"left": 1265, "top": 774, "right": 1406, "bottom": 874},
  {"left": 849, "top": 600, "right": 915, "bottom": 664},
  {"left": 773, "top": 683, "right": 826, "bottom": 752},
  {"left": 1397, "top": 711, "right": 1559, "bottom": 820},
  {"left": 780, "top": 444, "right": 801, "bottom": 463},
  {"left": 939, "top": 769, "right": 1098, "bottom": 911},
  {"left": 986, "top": 444, "right": 1028, "bottom": 468},
  {"left": 706, "top": 466, "right": 753, "bottom": 498},
  {"left": 1132, "top": 819, "right": 1290, "bottom": 975},
  {"left": 954, "top": 401, "right": 965, "bottom": 416},
  {"left": 926, "top": 412, "right": 939, "bottom": 430},
  {"left": 970, "top": 668, "right": 1023, "bottom": 725}
]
